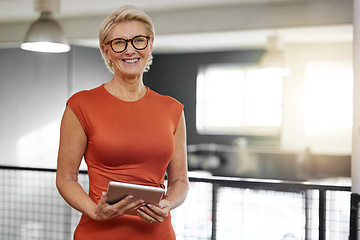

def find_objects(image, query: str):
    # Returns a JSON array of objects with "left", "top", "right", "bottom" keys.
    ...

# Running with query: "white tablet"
[{"left": 106, "top": 181, "right": 165, "bottom": 205}]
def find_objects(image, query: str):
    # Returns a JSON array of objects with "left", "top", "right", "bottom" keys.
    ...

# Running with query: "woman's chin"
[
  {"left": 117, "top": 70, "right": 144, "bottom": 79},
  {"left": 114, "top": 67, "right": 145, "bottom": 79},
  {"left": 115, "top": 62, "right": 146, "bottom": 76}
]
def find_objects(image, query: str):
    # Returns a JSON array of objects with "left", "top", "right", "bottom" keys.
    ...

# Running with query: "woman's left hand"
[{"left": 136, "top": 199, "right": 171, "bottom": 224}]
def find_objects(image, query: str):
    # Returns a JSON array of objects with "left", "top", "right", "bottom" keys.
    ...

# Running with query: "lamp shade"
[
  {"left": 259, "top": 35, "right": 288, "bottom": 72},
  {"left": 21, "top": 12, "right": 70, "bottom": 53}
]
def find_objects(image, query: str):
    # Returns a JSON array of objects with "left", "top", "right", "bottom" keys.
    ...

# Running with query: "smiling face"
[{"left": 102, "top": 21, "right": 153, "bottom": 80}]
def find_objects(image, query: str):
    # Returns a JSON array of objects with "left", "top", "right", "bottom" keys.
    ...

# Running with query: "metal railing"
[{"left": 0, "top": 165, "right": 353, "bottom": 240}]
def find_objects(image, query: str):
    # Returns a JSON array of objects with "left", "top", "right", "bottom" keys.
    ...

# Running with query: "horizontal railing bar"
[
  {"left": 0, "top": 165, "right": 58, "bottom": 173},
  {"left": 188, "top": 175, "right": 351, "bottom": 192},
  {"left": 0, "top": 165, "right": 351, "bottom": 192},
  {"left": 0, "top": 165, "right": 88, "bottom": 174}
]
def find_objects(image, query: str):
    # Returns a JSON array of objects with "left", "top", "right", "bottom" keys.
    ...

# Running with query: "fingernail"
[{"left": 102, "top": 192, "right": 106, "bottom": 197}]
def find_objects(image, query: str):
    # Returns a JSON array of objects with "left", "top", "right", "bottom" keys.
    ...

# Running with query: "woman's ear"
[
  {"left": 101, "top": 44, "right": 113, "bottom": 65},
  {"left": 101, "top": 44, "right": 109, "bottom": 56},
  {"left": 148, "top": 38, "right": 154, "bottom": 54}
]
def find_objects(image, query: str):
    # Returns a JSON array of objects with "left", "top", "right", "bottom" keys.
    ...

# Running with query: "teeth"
[{"left": 124, "top": 59, "right": 139, "bottom": 63}]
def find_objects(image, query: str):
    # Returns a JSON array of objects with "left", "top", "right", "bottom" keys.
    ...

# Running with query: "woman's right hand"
[{"left": 93, "top": 192, "right": 146, "bottom": 221}]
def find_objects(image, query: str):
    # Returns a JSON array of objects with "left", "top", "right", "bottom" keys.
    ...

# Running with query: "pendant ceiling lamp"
[
  {"left": 259, "top": 35, "right": 286, "bottom": 70},
  {"left": 21, "top": 0, "right": 70, "bottom": 53}
]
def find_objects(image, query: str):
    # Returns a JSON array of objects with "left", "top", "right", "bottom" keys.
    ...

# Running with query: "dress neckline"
[{"left": 100, "top": 84, "right": 150, "bottom": 103}]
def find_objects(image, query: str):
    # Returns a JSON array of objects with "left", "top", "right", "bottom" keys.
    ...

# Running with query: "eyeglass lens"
[{"left": 111, "top": 36, "right": 148, "bottom": 53}]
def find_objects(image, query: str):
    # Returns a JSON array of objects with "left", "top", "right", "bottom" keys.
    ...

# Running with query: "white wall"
[
  {"left": 0, "top": 46, "right": 111, "bottom": 168},
  {"left": 281, "top": 41, "right": 353, "bottom": 154}
]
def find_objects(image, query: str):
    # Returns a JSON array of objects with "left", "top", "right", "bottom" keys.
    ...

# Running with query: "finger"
[
  {"left": 98, "top": 192, "right": 108, "bottom": 206},
  {"left": 136, "top": 208, "right": 159, "bottom": 224},
  {"left": 110, "top": 195, "right": 134, "bottom": 215},
  {"left": 146, "top": 204, "right": 169, "bottom": 219},
  {"left": 113, "top": 196, "right": 147, "bottom": 216},
  {"left": 123, "top": 199, "right": 146, "bottom": 215},
  {"left": 139, "top": 206, "right": 165, "bottom": 223},
  {"left": 112, "top": 195, "right": 134, "bottom": 208}
]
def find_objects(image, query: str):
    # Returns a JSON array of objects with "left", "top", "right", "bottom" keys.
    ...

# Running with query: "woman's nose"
[{"left": 124, "top": 42, "right": 136, "bottom": 54}]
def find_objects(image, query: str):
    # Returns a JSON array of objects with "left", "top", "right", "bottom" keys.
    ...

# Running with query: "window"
[
  {"left": 304, "top": 61, "right": 353, "bottom": 137},
  {"left": 196, "top": 64, "right": 283, "bottom": 136}
]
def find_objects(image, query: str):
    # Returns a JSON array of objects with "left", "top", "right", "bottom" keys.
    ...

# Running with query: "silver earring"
[{"left": 144, "top": 55, "right": 153, "bottom": 72}]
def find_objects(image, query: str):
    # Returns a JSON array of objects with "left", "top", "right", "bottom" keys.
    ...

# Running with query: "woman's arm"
[
  {"left": 56, "top": 106, "right": 97, "bottom": 218},
  {"left": 164, "top": 110, "right": 189, "bottom": 210},
  {"left": 137, "top": 111, "right": 189, "bottom": 223},
  {"left": 56, "top": 106, "right": 142, "bottom": 221}
]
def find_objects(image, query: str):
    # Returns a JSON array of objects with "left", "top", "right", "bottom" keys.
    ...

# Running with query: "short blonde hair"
[{"left": 99, "top": 5, "right": 155, "bottom": 73}]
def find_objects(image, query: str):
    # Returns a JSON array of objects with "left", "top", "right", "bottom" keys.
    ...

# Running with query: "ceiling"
[
  {"left": 0, "top": 0, "right": 314, "bottom": 21},
  {"left": 0, "top": 0, "right": 353, "bottom": 53}
]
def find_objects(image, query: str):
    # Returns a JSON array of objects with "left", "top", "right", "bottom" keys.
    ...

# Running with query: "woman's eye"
[
  {"left": 134, "top": 38, "right": 146, "bottom": 43},
  {"left": 114, "top": 40, "right": 125, "bottom": 45}
]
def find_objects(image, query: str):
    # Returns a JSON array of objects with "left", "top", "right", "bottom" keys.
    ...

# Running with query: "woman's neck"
[{"left": 105, "top": 76, "right": 147, "bottom": 101}]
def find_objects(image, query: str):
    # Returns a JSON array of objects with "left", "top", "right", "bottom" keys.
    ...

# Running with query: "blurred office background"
[{"left": 0, "top": 0, "right": 355, "bottom": 239}]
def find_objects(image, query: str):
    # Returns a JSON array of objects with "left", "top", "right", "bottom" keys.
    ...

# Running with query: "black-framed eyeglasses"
[{"left": 105, "top": 35, "right": 151, "bottom": 53}]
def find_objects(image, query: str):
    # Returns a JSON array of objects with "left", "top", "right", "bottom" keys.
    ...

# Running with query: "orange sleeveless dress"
[{"left": 67, "top": 85, "right": 183, "bottom": 240}]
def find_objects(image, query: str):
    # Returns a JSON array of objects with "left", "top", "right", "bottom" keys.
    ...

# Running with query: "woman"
[{"left": 56, "top": 5, "right": 189, "bottom": 240}]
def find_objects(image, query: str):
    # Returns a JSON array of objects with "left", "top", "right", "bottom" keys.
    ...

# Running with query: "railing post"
[
  {"left": 319, "top": 190, "right": 326, "bottom": 240},
  {"left": 349, "top": 193, "right": 360, "bottom": 240},
  {"left": 211, "top": 184, "right": 219, "bottom": 240},
  {"left": 305, "top": 190, "right": 310, "bottom": 240}
]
